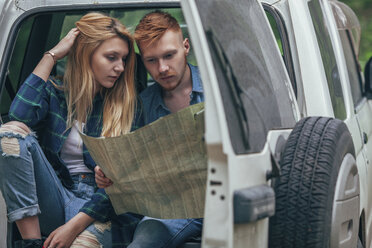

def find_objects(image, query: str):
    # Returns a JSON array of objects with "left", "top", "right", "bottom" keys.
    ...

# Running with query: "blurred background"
[{"left": 340, "top": 0, "right": 372, "bottom": 69}]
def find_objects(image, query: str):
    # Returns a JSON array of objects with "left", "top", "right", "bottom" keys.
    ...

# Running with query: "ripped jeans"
[{"left": 0, "top": 127, "right": 111, "bottom": 246}]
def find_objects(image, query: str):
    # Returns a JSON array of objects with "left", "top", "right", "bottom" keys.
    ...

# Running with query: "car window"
[
  {"left": 266, "top": 12, "right": 283, "bottom": 55},
  {"left": 329, "top": 0, "right": 363, "bottom": 107},
  {"left": 0, "top": 8, "right": 195, "bottom": 122},
  {"left": 264, "top": 4, "right": 297, "bottom": 97},
  {"left": 339, "top": 30, "right": 363, "bottom": 106},
  {"left": 0, "top": 18, "right": 34, "bottom": 122},
  {"left": 308, "top": 0, "right": 346, "bottom": 120},
  {"left": 195, "top": 0, "right": 296, "bottom": 154},
  {"left": 56, "top": 9, "right": 194, "bottom": 79}
]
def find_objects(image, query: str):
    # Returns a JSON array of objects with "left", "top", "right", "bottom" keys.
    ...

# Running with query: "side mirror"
[{"left": 365, "top": 57, "right": 372, "bottom": 97}]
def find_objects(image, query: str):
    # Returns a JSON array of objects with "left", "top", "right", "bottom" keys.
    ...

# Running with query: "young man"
[
  {"left": 133, "top": 10, "right": 204, "bottom": 125},
  {"left": 44, "top": 11, "right": 204, "bottom": 248}
]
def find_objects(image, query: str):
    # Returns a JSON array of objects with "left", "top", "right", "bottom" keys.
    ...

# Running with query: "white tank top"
[{"left": 60, "top": 121, "right": 93, "bottom": 175}]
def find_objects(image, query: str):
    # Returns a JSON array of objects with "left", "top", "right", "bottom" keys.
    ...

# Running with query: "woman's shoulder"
[
  {"left": 23, "top": 73, "right": 64, "bottom": 93},
  {"left": 47, "top": 75, "right": 64, "bottom": 87},
  {"left": 45, "top": 75, "right": 66, "bottom": 94}
]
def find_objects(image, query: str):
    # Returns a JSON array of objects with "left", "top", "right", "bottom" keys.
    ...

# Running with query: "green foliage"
[{"left": 340, "top": 0, "right": 372, "bottom": 70}]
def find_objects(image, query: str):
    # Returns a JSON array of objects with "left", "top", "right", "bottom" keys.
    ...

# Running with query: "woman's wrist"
[
  {"left": 68, "top": 212, "right": 95, "bottom": 234},
  {"left": 44, "top": 51, "right": 57, "bottom": 64}
]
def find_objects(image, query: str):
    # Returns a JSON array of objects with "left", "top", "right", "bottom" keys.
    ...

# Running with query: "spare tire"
[{"left": 269, "top": 117, "right": 360, "bottom": 248}]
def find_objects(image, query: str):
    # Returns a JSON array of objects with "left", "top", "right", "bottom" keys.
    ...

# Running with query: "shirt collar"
[
  {"left": 154, "top": 63, "right": 203, "bottom": 111},
  {"left": 189, "top": 63, "right": 203, "bottom": 93}
]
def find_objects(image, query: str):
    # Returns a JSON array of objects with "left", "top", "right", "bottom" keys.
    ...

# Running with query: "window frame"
[
  {"left": 262, "top": 3, "right": 297, "bottom": 97},
  {"left": 0, "top": 2, "right": 181, "bottom": 122},
  {"left": 308, "top": 0, "right": 347, "bottom": 120},
  {"left": 339, "top": 29, "right": 364, "bottom": 107}
]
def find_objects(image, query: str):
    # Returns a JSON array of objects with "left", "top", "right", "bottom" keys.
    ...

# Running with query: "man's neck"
[
  {"left": 163, "top": 65, "right": 192, "bottom": 98},
  {"left": 163, "top": 65, "right": 192, "bottom": 113}
]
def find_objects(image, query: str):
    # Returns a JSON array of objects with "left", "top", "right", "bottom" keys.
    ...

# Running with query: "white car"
[{"left": 0, "top": 0, "right": 371, "bottom": 247}]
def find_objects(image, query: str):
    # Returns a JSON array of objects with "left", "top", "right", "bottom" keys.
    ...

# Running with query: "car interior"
[
  {"left": 0, "top": 4, "right": 289, "bottom": 247},
  {"left": 0, "top": 7, "right": 197, "bottom": 123},
  {"left": 0, "top": 5, "right": 204, "bottom": 247}
]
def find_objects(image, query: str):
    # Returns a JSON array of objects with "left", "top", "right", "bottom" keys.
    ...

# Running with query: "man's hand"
[{"left": 95, "top": 165, "right": 113, "bottom": 188}]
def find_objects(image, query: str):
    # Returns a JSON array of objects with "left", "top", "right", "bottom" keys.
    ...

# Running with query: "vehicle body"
[{"left": 0, "top": 0, "right": 371, "bottom": 247}]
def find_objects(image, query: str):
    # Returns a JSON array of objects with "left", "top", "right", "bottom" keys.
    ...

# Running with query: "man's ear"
[{"left": 183, "top": 38, "right": 190, "bottom": 55}]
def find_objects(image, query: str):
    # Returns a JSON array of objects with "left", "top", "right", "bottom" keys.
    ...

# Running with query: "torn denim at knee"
[
  {"left": 0, "top": 126, "right": 40, "bottom": 222},
  {"left": 71, "top": 221, "right": 112, "bottom": 248},
  {"left": 0, "top": 126, "right": 36, "bottom": 158}
]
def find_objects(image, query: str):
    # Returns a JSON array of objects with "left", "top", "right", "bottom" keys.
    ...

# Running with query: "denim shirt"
[
  {"left": 139, "top": 63, "right": 204, "bottom": 125},
  {"left": 80, "top": 64, "right": 204, "bottom": 245},
  {"left": 9, "top": 73, "right": 104, "bottom": 188}
]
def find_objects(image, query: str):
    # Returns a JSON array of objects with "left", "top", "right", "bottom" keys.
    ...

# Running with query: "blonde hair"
[{"left": 63, "top": 12, "right": 136, "bottom": 137}]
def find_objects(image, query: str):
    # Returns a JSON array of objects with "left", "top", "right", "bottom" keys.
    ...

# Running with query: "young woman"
[
  {"left": 44, "top": 11, "right": 203, "bottom": 248},
  {"left": 0, "top": 12, "right": 136, "bottom": 247}
]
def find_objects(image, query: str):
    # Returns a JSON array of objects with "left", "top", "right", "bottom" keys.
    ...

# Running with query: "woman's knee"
[
  {"left": 0, "top": 121, "right": 31, "bottom": 136},
  {"left": 71, "top": 221, "right": 111, "bottom": 248},
  {"left": 0, "top": 121, "right": 32, "bottom": 157},
  {"left": 71, "top": 230, "right": 101, "bottom": 248}
]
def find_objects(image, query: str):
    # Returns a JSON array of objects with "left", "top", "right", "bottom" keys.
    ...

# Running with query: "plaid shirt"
[
  {"left": 80, "top": 64, "right": 203, "bottom": 247},
  {"left": 9, "top": 73, "right": 104, "bottom": 188}
]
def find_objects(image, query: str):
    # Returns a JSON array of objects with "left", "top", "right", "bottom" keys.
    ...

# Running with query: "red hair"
[{"left": 134, "top": 11, "right": 181, "bottom": 49}]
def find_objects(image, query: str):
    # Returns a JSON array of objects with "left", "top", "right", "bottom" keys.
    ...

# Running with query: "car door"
[
  {"left": 181, "top": 0, "right": 297, "bottom": 247},
  {"left": 355, "top": 74, "right": 372, "bottom": 248},
  {"left": 329, "top": 1, "right": 372, "bottom": 247}
]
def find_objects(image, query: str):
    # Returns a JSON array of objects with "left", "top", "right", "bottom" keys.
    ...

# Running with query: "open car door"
[{"left": 181, "top": 0, "right": 298, "bottom": 247}]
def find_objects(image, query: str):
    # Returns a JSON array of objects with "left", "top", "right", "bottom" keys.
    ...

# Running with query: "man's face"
[{"left": 140, "top": 30, "right": 190, "bottom": 91}]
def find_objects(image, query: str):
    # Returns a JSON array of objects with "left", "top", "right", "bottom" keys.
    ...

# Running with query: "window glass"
[
  {"left": 196, "top": 0, "right": 296, "bottom": 154},
  {"left": 1, "top": 8, "right": 196, "bottom": 122},
  {"left": 0, "top": 17, "right": 34, "bottom": 120},
  {"left": 329, "top": 0, "right": 363, "bottom": 106},
  {"left": 266, "top": 12, "right": 283, "bottom": 55},
  {"left": 264, "top": 6, "right": 297, "bottom": 96},
  {"left": 56, "top": 9, "right": 195, "bottom": 80},
  {"left": 338, "top": 30, "right": 363, "bottom": 106},
  {"left": 308, "top": 0, "right": 346, "bottom": 120},
  {"left": 329, "top": 1, "right": 361, "bottom": 62}
]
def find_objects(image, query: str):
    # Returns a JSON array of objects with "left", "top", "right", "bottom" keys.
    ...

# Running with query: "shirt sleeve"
[
  {"left": 79, "top": 188, "right": 115, "bottom": 223},
  {"left": 9, "top": 73, "right": 52, "bottom": 127}
]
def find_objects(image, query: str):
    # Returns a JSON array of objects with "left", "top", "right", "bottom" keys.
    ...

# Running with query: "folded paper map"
[{"left": 80, "top": 102, "right": 207, "bottom": 219}]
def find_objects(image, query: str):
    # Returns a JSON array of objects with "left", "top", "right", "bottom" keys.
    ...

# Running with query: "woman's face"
[{"left": 91, "top": 36, "right": 129, "bottom": 94}]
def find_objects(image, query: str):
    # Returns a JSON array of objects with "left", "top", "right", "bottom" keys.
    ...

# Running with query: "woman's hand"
[
  {"left": 44, "top": 213, "right": 94, "bottom": 248},
  {"left": 43, "top": 222, "right": 80, "bottom": 248},
  {"left": 33, "top": 28, "right": 80, "bottom": 81},
  {"left": 49, "top": 28, "right": 80, "bottom": 61},
  {"left": 95, "top": 165, "right": 113, "bottom": 188}
]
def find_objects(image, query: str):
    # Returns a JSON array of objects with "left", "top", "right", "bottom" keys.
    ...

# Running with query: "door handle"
[{"left": 363, "top": 132, "right": 368, "bottom": 144}]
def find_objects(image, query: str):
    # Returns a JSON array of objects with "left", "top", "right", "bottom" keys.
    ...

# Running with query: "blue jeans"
[
  {"left": 113, "top": 214, "right": 203, "bottom": 248},
  {"left": 0, "top": 131, "right": 111, "bottom": 246},
  {"left": 130, "top": 217, "right": 203, "bottom": 248}
]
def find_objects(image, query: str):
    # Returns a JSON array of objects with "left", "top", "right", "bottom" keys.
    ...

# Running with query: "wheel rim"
[{"left": 331, "top": 153, "right": 360, "bottom": 248}]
